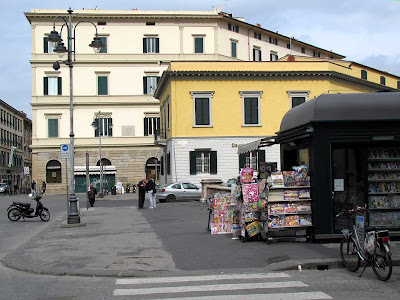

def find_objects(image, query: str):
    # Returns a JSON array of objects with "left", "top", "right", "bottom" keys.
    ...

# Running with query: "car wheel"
[
  {"left": 166, "top": 194, "right": 176, "bottom": 202},
  {"left": 159, "top": 199, "right": 166, "bottom": 203}
]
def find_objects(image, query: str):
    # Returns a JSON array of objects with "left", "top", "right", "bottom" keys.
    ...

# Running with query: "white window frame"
[
  {"left": 240, "top": 91, "right": 263, "bottom": 127},
  {"left": 253, "top": 47, "right": 261, "bottom": 61},
  {"left": 270, "top": 51, "right": 278, "bottom": 61},
  {"left": 190, "top": 91, "right": 214, "bottom": 128},
  {"left": 287, "top": 91, "right": 310, "bottom": 108},
  {"left": 195, "top": 150, "right": 211, "bottom": 174}
]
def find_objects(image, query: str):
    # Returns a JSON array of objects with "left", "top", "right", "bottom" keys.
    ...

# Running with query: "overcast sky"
[{"left": 1, "top": 0, "right": 399, "bottom": 119}]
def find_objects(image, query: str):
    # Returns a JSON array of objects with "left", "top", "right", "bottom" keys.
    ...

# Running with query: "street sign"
[
  {"left": 24, "top": 167, "right": 30, "bottom": 175},
  {"left": 60, "top": 144, "right": 71, "bottom": 159}
]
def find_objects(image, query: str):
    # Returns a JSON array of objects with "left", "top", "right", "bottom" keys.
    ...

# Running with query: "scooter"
[
  {"left": 126, "top": 184, "right": 130, "bottom": 193},
  {"left": 132, "top": 184, "right": 136, "bottom": 193},
  {"left": 7, "top": 193, "right": 50, "bottom": 222}
]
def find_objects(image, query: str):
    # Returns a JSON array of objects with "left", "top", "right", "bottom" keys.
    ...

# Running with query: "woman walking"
[{"left": 146, "top": 175, "right": 156, "bottom": 209}]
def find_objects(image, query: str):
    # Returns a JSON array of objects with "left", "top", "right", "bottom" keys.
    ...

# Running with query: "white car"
[{"left": 156, "top": 182, "right": 202, "bottom": 203}]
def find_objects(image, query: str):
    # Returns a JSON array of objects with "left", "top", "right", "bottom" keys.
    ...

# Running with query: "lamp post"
[{"left": 47, "top": 8, "right": 104, "bottom": 224}]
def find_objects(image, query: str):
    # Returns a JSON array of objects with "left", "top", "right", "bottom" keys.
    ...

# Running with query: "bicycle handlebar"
[{"left": 335, "top": 206, "right": 369, "bottom": 218}]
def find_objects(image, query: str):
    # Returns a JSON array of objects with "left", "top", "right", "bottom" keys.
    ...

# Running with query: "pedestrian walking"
[
  {"left": 42, "top": 181, "right": 47, "bottom": 195},
  {"left": 147, "top": 175, "right": 156, "bottom": 209},
  {"left": 31, "top": 180, "right": 37, "bottom": 195},
  {"left": 137, "top": 178, "right": 146, "bottom": 209},
  {"left": 14, "top": 183, "right": 19, "bottom": 195},
  {"left": 88, "top": 183, "right": 97, "bottom": 207}
]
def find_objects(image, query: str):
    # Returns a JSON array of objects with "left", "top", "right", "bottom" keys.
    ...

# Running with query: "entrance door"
[{"left": 332, "top": 145, "right": 366, "bottom": 233}]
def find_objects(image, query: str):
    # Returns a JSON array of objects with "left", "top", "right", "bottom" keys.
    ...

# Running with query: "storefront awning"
[
  {"left": 237, "top": 136, "right": 277, "bottom": 154},
  {"left": 74, "top": 165, "right": 116, "bottom": 176}
]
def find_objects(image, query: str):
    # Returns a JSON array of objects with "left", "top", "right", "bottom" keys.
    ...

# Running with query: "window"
[
  {"left": 94, "top": 118, "right": 113, "bottom": 137},
  {"left": 46, "top": 160, "right": 62, "bottom": 183},
  {"left": 98, "top": 37, "right": 107, "bottom": 53},
  {"left": 189, "top": 150, "right": 217, "bottom": 175},
  {"left": 397, "top": 81, "right": 400, "bottom": 89},
  {"left": 190, "top": 92, "right": 214, "bottom": 127},
  {"left": 182, "top": 183, "right": 198, "bottom": 189},
  {"left": 361, "top": 70, "right": 368, "bottom": 80},
  {"left": 301, "top": 47, "right": 306, "bottom": 54},
  {"left": 239, "top": 150, "right": 265, "bottom": 170},
  {"left": 143, "top": 76, "right": 160, "bottom": 95},
  {"left": 228, "top": 23, "right": 239, "bottom": 33},
  {"left": 270, "top": 52, "right": 278, "bottom": 61},
  {"left": 269, "top": 37, "right": 278, "bottom": 45},
  {"left": 194, "top": 37, "right": 204, "bottom": 54},
  {"left": 98, "top": 21, "right": 106, "bottom": 26},
  {"left": 171, "top": 184, "right": 181, "bottom": 189},
  {"left": 240, "top": 91, "right": 263, "bottom": 126},
  {"left": 48, "top": 119, "right": 59, "bottom": 138},
  {"left": 380, "top": 76, "right": 386, "bottom": 85},
  {"left": 98, "top": 76, "right": 108, "bottom": 95},
  {"left": 144, "top": 117, "right": 160, "bottom": 136},
  {"left": 143, "top": 37, "right": 159, "bottom": 53},
  {"left": 254, "top": 32, "right": 261, "bottom": 40},
  {"left": 288, "top": 91, "right": 309, "bottom": 108},
  {"left": 313, "top": 50, "right": 321, "bottom": 57},
  {"left": 44, "top": 77, "right": 62, "bottom": 95},
  {"left": 44, "top": 37, "right": 54, "bottom": 53},
  {"left": 146, "top": 22, "right": 155, "bottom": 26},
  {"left": 231, "top": 40, "right": 237, "bottom": 58},
  {"left": 287, "top": 43, "right": 291, "bottom": 49},
  {"left": 253, "top": 48, "right": 262, "bottom": 61}
]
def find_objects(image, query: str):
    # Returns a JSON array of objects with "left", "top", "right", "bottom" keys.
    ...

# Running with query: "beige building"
[
  {"left": 25, "top": 8, "right": 344, "bottom": 194},
  {"left": 0, "top": 100, "right": 32, "bottom": 192}
]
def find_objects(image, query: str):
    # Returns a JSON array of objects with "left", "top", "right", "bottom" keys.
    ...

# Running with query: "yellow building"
[{"left": 154, "top": 56, "right": 400, "bottom": 185}]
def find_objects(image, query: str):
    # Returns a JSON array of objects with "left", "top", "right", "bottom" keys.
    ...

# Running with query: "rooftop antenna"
[{"left": 222, "top": 0, "right": 230, "bottom": 12}]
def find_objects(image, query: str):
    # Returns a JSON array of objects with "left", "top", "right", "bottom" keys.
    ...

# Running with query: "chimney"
[{"left": 257, "top": 23, "right": 261, "bottom": 27}]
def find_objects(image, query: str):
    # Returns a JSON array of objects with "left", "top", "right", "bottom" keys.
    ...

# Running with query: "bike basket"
[{"left": 364, "top": 231, "right": 377, "bottom": 255}]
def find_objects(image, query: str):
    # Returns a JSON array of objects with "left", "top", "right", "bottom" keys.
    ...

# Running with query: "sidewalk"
[{"left": 2, "top": 193, "right": 399, "bottom": 277}]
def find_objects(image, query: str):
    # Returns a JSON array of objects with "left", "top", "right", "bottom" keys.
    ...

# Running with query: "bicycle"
[{"left": 336, "top": 207, "right": 392, "bottom": 281}]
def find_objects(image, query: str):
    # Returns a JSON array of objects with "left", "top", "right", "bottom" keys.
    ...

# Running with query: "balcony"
[{"left": 154, "top": 129, "right": 167, "bottom": 146}]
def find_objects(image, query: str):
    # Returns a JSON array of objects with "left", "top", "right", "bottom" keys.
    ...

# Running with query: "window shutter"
[
  {"left": 143, "top": 77, "right": 147, "bottom": 94},
  {"left": 108, "top": 118, "right": 113, "bottom": 136},
  {"left": 44, "top": 37, "right": 48, "bottom": 53},
  {"left": 259, "top": 50, "right": 262, "bottom": 61},
  {"left": 155, "top": 38, "right": 160, "bottom": 53},
  {"left": 189, "top": 151, "right": 196, "bottom": 175},
  {"left": 253, "top": 48, "right": 256, "bottom": 61},
  {"left": 195, "top": 98, "right": 209, "bottom": 125},
  {"left": 257, "top": 150, "right": 265, "bottom": 170},
  {"left": 167, "top": 152, "right": 171, "bottom": 175},
  {"left": 57, "top": 77, "right": 62, "bottom": 95},
  {"left": 143, "top": 38, "right": 147, "bottom": 53},
  {"left": 44, "top": 77, "right": 48, "bottom": 95},
  {"left": 99, "top": 37, "right": 107, "bottom": 53},
  {"left": 239, "top": 153, "right": 247, "bottom": 169},
  {"left": 195, "top": 38, "right": 203, "bottom": 53},
  {"left": 244, "top": 98, "right": 251, "bottom": 124},
  {"left": 228, "top": 23, "right": 232, "bottom": 31},
  {"left": 98, "top": 76, "right": 108, "bottom": 95},
  {"left": 48, "top": 119, "right": 58, "bottom": 138},
  {"left": 156, "top": 117, "right": 160, "bottom": 133},
  {"left": 94, "top": 119, "right": 99, "bottom": 137},
  {"left": 210, "top": 151, "right": 217, "bottom": 174},
  {"left": 160, "top": 156, "right": 164, "bottom": 175},
  {"left": 144, "top": 117, "right": 148, "bottom": 136}
]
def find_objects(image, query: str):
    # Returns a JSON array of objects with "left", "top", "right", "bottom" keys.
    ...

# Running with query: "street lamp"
[{"left": 47, "top": 8, "right": 104, "bottom": 224}]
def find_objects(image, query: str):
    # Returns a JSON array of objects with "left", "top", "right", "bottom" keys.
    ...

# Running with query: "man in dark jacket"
[
  {"left": 146, "top": 175, "right": 156, "bottom": 209},
  {"left": 137, "top": 178, "right": 146, "bottom": 209},
  {"left": 88, "top": 183, "right": 97, "bottom": 207}
]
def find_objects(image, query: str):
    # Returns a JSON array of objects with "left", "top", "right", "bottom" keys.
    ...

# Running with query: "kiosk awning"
[
  {"left": 74, "top": 165, "right": 117, "bottom": 175},
  {"left": 237, "top": 136, "right": 277, "bottom": 154}
]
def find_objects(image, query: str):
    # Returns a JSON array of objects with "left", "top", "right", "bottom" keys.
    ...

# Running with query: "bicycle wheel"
[
  {"left": 372, "top": 245, "right": 392, "bottom": 281},
  {"left": 340, "top": 236, "right": 360, "bottom": 272}
]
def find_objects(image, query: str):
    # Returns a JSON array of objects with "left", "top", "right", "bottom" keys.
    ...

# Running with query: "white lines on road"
[
  {"left": 116, "top": 272, "right": 290, "bottom": 285},
  {"left": 113, "top": 281, "right": 308, "bottom": 296}
]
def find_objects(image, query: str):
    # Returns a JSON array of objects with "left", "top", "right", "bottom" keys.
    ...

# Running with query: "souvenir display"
[
  {"left": 242, "top": 183, "right": 259, "bottom": 204},
  {"left": 283, "top": 171, "right": 296, "bottom": 187},
  {"left": 271, "top": 172, "right": 284, "bottom": 187},
  {"left": 240, "top": 167, "right": 254, "bottom": 183},
  {"left": 210, "top": 192, "right": 237, "bottom": 234},
  {"left": 292, "top": 165, "right": 309, "bottom": 186},
  {"left": 245, "top": 220, "right": 263, "bottom": 237}
]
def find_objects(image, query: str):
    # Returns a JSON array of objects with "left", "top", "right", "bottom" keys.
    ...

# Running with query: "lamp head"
[
  {"left": 52, "top": 61, "right": 60, "bottom": 71},
  {"left": 47, "top": 30, "right": 62, "bottom": 49},
  {"left": 89, "top": 36, "right": 104, "bottom": 53},
  {"left": 53, "top": 42, "right": 67, "bottom": 58}
]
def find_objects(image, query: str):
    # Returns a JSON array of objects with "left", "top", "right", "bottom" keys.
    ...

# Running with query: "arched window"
[
  {"left": 145, "top": 157, "right": 161, "bottom": 181},
  {"left": 46, "top": 160, "right": 61, "bottom": 183},
  {"left": 96, "top": 158, "right": 111, "bottom": 166}
]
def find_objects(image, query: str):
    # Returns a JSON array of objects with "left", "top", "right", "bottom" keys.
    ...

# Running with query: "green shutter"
[
  {"left": 253, "top": 48, "right": 256, "bottom": 61},
  {"left": 257, "top": 150, "right": 265, "bottom": 170},
  {"left": 210, "top": 151, "right": 217, "bottom": 174},
  {"left": 57, "top": 77, "right": 62, "bottom": 95},
  {"left": 239, "top": 153, "right": 247, "bottom": 169},
  {"left": 143, "top": 38, "right": 147, "bottom": 53},
  {"left": 44, "top": 77, "right": 48, "bottom": 95},
  {"left": 160, "top": 156, "right": 164, "bottom": 175},
  {"left": 195, "top": 98, "right": 209, "bottom": 125},
  {"left": 48, "top": 119, "right": 58, "bottom": 138},
  {"left": 231, "top": 42, "right": 236, "bottom": 58},
  {"left": 195, "top": 38, "right": 203, "bottom": 53},
  {"left": 245, "top": 98, "right": 258, "bottom": 124},
  {"left": 156, "top": 117, "right": 160, "bottom": 134},
  {"left": 94, "top": 119, "right": 99, "bottom": 137},
  {"left": 143, "top": 77, "right": 147, "bottom": 94},
  {"left": 98, "top": 76, "right": 108, "bottom": 95},
  {"left": 167, "top": 152, "right": 171, "bottom": 175},
  {"left": 155, "top": 38, "right": 159, "bottom": 53},
  {"left": 108, "top": 118, "right": 113, "bottom": 136},
  {"left": 189, "top": 151, "right": 196, "bottom": 175},
  {"left": 44, "top": 37, "right": 48, "bottom": 53},
  {"left": 99, "top": 37, "right": 107, "bottom": 53},
  {"left": 144, "top": 117, "right": 148, "bottom": 136}
]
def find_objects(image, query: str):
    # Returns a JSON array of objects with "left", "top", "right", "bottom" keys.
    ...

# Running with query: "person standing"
[
  {"left": 88, "top": 183, "right": 97, "bottom": 207},
  {"left": 41, "top": 181, "right": 47, "bottom": 195},
  {"left": 14, "top": 183, "right": 19, "bottom": 195},
  {"left": 137, "top": 178, "right": 146, "bottom": 209},
  {"left": 31, "top": 180, "right": 36, "bottom": 195},
  {"left": 146, "top": 175, "right": 156, "bottom": 209}
]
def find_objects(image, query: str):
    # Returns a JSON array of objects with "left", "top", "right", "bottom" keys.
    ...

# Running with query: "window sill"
[
  {"left": 193, "top": 125, "right": 213, "bottom": 128},
  {"left": 242, "top": 124, "right": 262, "bottom": 127}
]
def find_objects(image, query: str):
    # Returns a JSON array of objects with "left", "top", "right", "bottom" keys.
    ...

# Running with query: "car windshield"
[{"left": 0, "top": 183, "right": 6, "bottom": 187}]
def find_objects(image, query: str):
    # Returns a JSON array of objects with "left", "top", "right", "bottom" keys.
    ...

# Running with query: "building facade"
[
  {"left": 154, "top": 57, "right": 400, "bottom": 185},
  {"left": 25, "top": 8, "right": 344, "bottom": 194},
  {"left": 0, "top": 100, "right": 32, "bottom": 192}
]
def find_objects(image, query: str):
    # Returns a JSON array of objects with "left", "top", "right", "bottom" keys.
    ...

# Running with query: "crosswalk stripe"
[
  {"left": 116, "top": 273, "right": 291, "bottom": 285},
  {"left": 158, "top": 291, "right": 332, "bottom": 300},
  {"left": 113, "top": 281, "right": 308, "bottom": 296}
]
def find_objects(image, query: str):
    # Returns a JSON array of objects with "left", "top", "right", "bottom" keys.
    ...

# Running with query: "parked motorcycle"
[
  {"left": 7, "top": 193, "right": 50, "bottom": 222},
  {"left": 126, "top": 184, "right": 130, "bottom": 193},
  {"left": 132, "top": 184, "right": 136, "bottom": 193}
]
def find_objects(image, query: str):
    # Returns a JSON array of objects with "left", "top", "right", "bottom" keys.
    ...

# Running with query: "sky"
[{"left": 1, "top": 0, "right": 400, "bottom": 119}]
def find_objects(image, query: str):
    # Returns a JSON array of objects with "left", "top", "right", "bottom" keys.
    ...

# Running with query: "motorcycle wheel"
[
  {"left": 8, "top": 208, "right": 21, "bottom": 221},
  {"left": 39, "top": 209, "right": 50, "bottom": 222}
]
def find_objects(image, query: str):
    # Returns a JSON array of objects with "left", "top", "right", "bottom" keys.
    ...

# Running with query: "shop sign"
[
  {"left": 334, "top": 179, "right": 344, "bottom": 191},
  {"left": 24, "top": 167, "right": 30, "bottom": 175}
]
